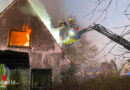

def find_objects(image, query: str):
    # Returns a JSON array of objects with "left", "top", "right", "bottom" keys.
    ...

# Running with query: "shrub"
[{"left": 46, "top": 72, "right": 130, "bottom": 90}]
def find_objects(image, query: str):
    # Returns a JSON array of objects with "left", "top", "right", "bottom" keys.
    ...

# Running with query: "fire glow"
[{"left": 9, "top": 24, "right": 31, "bottom": 47}]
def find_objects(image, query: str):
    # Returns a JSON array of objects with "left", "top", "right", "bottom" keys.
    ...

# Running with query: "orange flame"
[
  {"left": 9, "top": 24, "right": 31, "bottom": 47},
  {"left": 22, "top": 24, "right": 31, "bottom": 46}
]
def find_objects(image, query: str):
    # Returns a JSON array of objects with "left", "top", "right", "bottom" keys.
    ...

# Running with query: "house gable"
[{"left": 0, "top": 0, "right": 70, "bottom": 75}]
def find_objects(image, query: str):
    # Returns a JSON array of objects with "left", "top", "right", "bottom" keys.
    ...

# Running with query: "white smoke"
[{"left": 29, "top": 0, "right": 68, "bottom": 45}]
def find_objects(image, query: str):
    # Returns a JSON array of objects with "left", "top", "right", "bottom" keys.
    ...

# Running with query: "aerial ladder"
[
  {"left": 78, "top": 24, "right": 130, "bottom": 50},
  {"left": 58, "top": 18, "right": 130, "bottom": 50}
]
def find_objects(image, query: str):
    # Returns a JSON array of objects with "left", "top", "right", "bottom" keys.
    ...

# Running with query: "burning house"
[{"left": 0, "top": 0, "right": 70, "bottom": 89}]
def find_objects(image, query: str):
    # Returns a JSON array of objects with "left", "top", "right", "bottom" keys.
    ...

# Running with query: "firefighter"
[
  {"left": 68, "top": 18, "right": 74, "bottom": 25},
  {"left": 58, "top": 20, "right": 65, "bottom": 27}
]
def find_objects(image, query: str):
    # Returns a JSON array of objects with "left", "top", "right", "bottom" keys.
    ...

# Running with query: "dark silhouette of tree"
[
  {"left": 62, "top": 34, "right": 98, "bottom": 69},
  {"left": 110, "top": 60, "right": 118, "bottom": 72}
]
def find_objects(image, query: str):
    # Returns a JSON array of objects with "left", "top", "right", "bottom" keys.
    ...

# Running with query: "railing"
[{"left": 78, "top": 24, "right": 130, "bottom": 50}]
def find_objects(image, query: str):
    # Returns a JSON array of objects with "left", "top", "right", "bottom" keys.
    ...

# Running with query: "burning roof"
[
  {"left": 0, "top": 0, "right": 70, "bottom": 70},
  {"left": 0, "top": 0, "right": 56, "bottom": 51}
]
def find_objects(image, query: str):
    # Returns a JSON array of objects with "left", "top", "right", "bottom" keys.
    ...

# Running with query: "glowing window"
[{"left": 8, "top": 25, "right": 31, "bottom": 47}]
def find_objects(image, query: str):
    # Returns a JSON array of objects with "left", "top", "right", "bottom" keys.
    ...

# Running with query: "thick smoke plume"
[
  {"left": 29, "top": 0, "right": 68, "bottom": 44},
  {"left": 41, "top": 0, "right": 68, "bottom": 27}
]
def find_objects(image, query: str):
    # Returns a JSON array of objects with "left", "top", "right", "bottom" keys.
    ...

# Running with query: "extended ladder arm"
[{"left": 78, "top": 24, "right": 130, "bottom": 50}]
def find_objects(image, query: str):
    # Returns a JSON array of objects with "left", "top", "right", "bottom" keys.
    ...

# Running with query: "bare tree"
[
  {"left": 84, "top": 0, "right": 130, "bottom": 60},
  {"left": 62, "top": 34, "right": 98, "bottom": 68}
]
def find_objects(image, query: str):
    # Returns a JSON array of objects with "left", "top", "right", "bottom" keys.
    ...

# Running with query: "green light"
[{"left": 62, "top": 37, "right": 76, "bottom": 45}]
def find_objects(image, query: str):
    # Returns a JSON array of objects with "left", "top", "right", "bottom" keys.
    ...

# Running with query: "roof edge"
[
  {"left": 0, "top": 0, "right": 29, "bottom": 17},
  {"left": 0, "top": 0, "right": 17, "bottom": 16}
]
